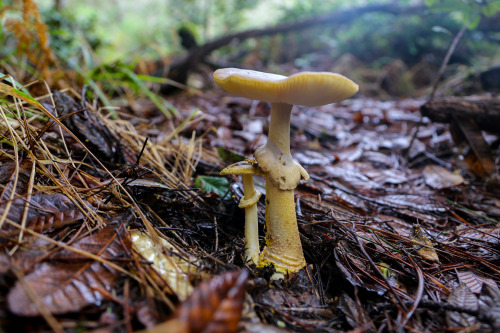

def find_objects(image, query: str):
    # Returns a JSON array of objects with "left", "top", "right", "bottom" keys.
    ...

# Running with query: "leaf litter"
[{"left": 0, "top": 78, "right": 498, "bottom": 333}]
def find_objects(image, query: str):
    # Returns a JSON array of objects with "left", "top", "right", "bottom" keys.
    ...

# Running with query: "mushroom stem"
[
  {"left": 220, "top": 161, "right": 262, "bottom": 265},
  {"left": 267, "top": 103, "right": 292, "bottom": 154},
  {"left": 259, "top": 183, "right": 305, "bottom": 275},
  {"left": 241, "top": 174, "right": 260, "bottom": 264},
  {"left": 256, "top": 102, "right": 307, "bottom": 276}
]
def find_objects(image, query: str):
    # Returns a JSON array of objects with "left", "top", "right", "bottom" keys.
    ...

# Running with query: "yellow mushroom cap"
[{"left": 213, "top": 68, "right": 358, "bottom": 107}]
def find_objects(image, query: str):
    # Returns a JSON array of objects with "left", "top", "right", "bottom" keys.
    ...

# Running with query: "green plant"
[{"left": 425, "top": 0, "right": 500, "bottom": 29}]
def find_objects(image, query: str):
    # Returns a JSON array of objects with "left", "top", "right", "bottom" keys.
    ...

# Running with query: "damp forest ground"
[{"left": 0, "top": 75, "right": 499, "bottom": 333}]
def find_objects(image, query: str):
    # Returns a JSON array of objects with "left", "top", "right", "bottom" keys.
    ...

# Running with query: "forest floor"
[{"left": 0, "top": 76, "right": 499, "bottom": 332}]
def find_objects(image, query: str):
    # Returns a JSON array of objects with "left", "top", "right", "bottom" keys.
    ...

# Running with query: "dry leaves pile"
[{"left": 0, "top": 76, "right": 499, "bottom": 332}]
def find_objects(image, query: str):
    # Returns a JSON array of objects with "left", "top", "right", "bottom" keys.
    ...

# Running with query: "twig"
[
  {"left": 336, "top": 220, "right": 410, "bottom": 312},
  {"left": 429, "top": 5, "right": 482, "bottom": 102},
  {"left": 400, "top": 254, "right": 424, "bottom": 327}
]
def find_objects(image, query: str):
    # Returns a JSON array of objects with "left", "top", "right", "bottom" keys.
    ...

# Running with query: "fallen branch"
[
  {"left": 420, "top": 96, "right": 500, "bottom": 133},
  {"left": 160, "top": 2, "right": 426, "bottom": 93}
]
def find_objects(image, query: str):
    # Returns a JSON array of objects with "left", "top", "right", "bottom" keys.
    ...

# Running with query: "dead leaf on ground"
[
  {"left": 410, "top": 225, "right": 439, "bottom": 262},
  {"left": 7, "top": 216, "right": 132, "bottom": 316},
  {"left": 0, "top": 193, "right": 90, "bottom": 240},
  {"left": 8, "top": 261, "right": 120, "bottom": 316},
  {"left": 457, "top": 270, "right": 496, "bottom": 294},
  {"left": 446, "top": 284, "right": 479, "bottom": 328},
  {"left": 423, "top": 164, "right": 465, "bottom": 189},
  {"left": 0, "top": 159, "right": 32, "bottom": 198},
  {"left": 131, "top": 230, "right": 197, "bottom": 301},
  {"left": 141, "top": 270, "right": 248, "bottom": 333},
  {"left": 52, "top": 90, "right": 127, "bottom": 165}
]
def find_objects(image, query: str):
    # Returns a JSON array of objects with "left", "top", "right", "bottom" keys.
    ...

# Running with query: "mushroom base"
[{"left": 259, "top": 184, "right": 306, "bottom": 275}]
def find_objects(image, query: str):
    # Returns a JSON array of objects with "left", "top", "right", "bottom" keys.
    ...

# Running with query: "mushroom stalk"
[
  {"left": 220, "top": 161, "right": 262, "bottom": 265},
  {"left": 241, "top": 174, "right": 260, "bottom": 264},
  {"left": 267, "top": 103, "right": 291, "bottom": 153},
  {"left": 256, "top": 102, "right": 307, "bottom": 275},
  {"left": 260, "top": 182, "right": 305, "bottom": 274}
]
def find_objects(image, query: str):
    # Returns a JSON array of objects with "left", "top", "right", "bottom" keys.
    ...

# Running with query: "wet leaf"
[
  {"left": 380, "top": 194, "right": 446, "bottom": 213},
  {"left": 423, "top": 165, "right": 464, "bottom": 189},
  {"left": 338, "top": 292, "right": 371, "bottom": 329},
  {"left": 457, "top": 270, "right": 495, "bottom": 294},
  {"left": 0, "top": 193, "right": 90, "bottom": 240},
  {"left": 446, "top": 284, "right": 478, "bottom": 328},
  {"left": 53, "top": 90, "right": 126, "bottom": 165},
  {"left": 410, "top": 225, "right": 439, "bottom": 262},
  {"left": 142, "top": 270, "right": 248, "bottom": 333},
  {"left": 479, "top": 283, "right": 500, "bottom": 330},
  {"left": 6, "top": 217, "right": 131, "bottom": 316},
  {"left": 195, "top": 175, "right": 230, "bottom": 199},
  {"left": 0, "top": 159, "right": 32, "bottom": 199},
  {"left": 8, "top": 261, "right": 120, "bottom": 316},
  {"left": 131, "top": 230, "right": 195, "bottom": 301},
  {"left": 217, "top": 147, "right": 246, "bottom": 164}
]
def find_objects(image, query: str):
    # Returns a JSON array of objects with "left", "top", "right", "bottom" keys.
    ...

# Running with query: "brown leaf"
[
  {"left": 52, "top": 90, "right": 126, "bottom": 165},
  {"left": 0, "top": 159, "right": 32, "bottom": 199},
  {"left": 0, "top": 193, "right": 90, "bottom": 240},
  {"left": 338, "top": 292, "right": 372, "bottom": 329},
  {"left": 6, "top": 217, "right": 132, "bottom": 316},
  {"left": 8, "top": 261, "right": 120, "bottom": 316},
  {"left": 410, "top": 225, "right": 439, "bottom": 262},
  {"left": 52, "top": 216, "right": 132, "bottom": 261},
  {"left": 450, "top": 115, "right": 496, "bottom": 177},
  {"left": 143, "top": 270, "right": 248, "bottom": 333},
  {"left": 423, "top": 165, "right": 464, "bottom": 190},
  {"left": 457, "top": 270, "right": 496, "bottom": 294},
  {"left": 479, "top": 283, "right": 500, "bottom": 330},
  {"left": 446, "top": 284, "right": 478, "bottom": 328}
]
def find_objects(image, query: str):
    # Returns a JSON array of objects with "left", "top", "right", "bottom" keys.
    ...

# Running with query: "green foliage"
[
  {"left": 85, "top": 61, "right": 178, "bottom": 119},
  {"left": 168, "top": 0, "right": 259, "bottom": 42},
  {"left": 425, "top": 0, "right": 500, "bottom": 29},
  {"left": 195, "top": 175, "right": 230, "bottom": 199},
  {"left": 217, "top": 147, "right": 246, "bottom": 165},
  {"left": 42, "top": 8, "right": 103, "bottom": 68}
]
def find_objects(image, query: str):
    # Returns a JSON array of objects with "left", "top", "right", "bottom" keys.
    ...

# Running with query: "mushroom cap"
[{"left": 213, "top": 68, "right": 358, "bottom": 107}]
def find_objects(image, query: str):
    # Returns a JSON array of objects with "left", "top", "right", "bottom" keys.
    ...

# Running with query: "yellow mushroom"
[
  {"left": 221, "top": 161, "right": 262, "bottom": 265},
  {"left": 215, "top": 68, "right": 358, "bottom": 278}
]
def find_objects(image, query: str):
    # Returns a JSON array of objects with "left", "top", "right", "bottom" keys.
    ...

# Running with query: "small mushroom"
[
  {"left": 214, "top": 68, "right": 358, "bottom": 277},
  {"left": 221, "top": 160, "right": 262, "bottom": 265}
]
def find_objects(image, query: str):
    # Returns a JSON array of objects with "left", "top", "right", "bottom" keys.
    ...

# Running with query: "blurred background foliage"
[{"left": 0, "top": 0, "right": 499, "bottom": 99}]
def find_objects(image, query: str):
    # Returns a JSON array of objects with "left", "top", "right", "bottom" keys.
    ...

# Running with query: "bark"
[{"left": 420, "top": 96, "right": 500, "bottom": 133}]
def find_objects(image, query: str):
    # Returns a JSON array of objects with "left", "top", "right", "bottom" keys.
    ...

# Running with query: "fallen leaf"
[
  {"left": 410, "top": 225, "right": 439, "bottom": 262},
  {"left": 131, "top": 230, "right": 196, "bottom": 301},
  {"left": 446, "top": 284, "right": 478, "bottom": 328},
  {"left": 479, "top": 283, "right": 500, "bottom": 330},
  {"left": 53, "top": 90, "right": 126, "bottom": 165},
  {"left": 8, "top": 261, "right": 120, "bottom": 316},
  {"left": 0, "top": 193, "right": 90, "bottom": 240},
  {"left": 423, "top": 165, "right": 464, "bottom": 189},
  {"left": 141, "top": 270, "right": 248, "bottom": 333},
  {"left": 457, "top": 270, "right": 496, "bottom": 294},
  {"left": 7, "top": 216, "right": 131, "bottom": 316},
  {"left": 0, "top": 159, "right": 32, "bottom": 198}
]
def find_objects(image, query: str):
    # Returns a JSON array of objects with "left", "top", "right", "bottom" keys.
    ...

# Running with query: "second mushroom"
[{"left": 214, "top": 68, "right": 358, "bottom": 278}]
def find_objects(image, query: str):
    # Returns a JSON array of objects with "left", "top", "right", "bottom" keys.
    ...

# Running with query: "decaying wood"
[
  {"left": 160, "top": 2, "right": 425, "bottom": 93},
  {"left": 420, "top": 96, "right": 500, "bottom": 133}
]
